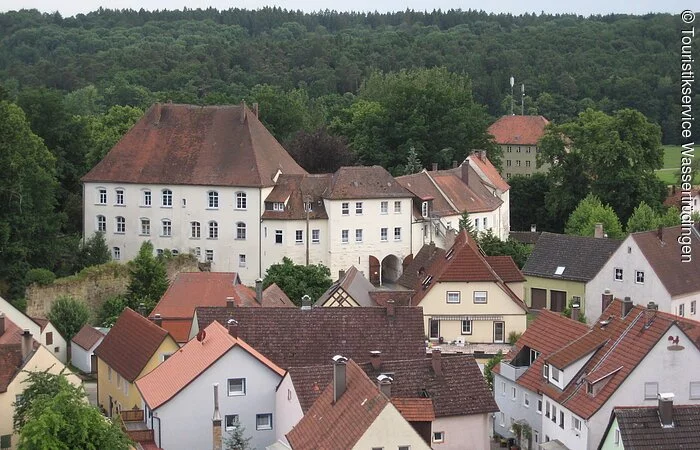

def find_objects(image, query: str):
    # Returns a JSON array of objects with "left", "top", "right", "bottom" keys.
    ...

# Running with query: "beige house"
[
  {"left": 398, "top": 230, "right": 528, "bottom": 344},
  {"left": 0, "top": 314, "right": 80, "bottom": 449},
  {"left": 488, "top": 115, "right": 550, "bottom": 178}
]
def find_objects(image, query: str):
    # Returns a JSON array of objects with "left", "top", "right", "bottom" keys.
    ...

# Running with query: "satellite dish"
[
  {"left": 196, "top": 329, "right": 206, "bottom": 342},
  {"left": 510, "top": 76, "right": 514, "bottom": 87}
]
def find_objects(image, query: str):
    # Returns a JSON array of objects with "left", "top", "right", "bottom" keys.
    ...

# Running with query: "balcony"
[{"left": 499, "top": 360, "right": 529, "bottom": 381}]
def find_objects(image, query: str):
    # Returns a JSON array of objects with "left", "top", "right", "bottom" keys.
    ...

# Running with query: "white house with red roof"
[
  {"left": 70, "top": 324, "right": 107, "bottom": 373},
  {"left": 135, "top": 320, "right": 285, "bottom": 450},
  {"left": 487, "top": 115, "right": 550, "bottom": 178}
]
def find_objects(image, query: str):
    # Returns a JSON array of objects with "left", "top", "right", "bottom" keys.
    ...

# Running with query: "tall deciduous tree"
[
  {"left": 286, "top": 127, "right": 356, "bottom": 173},
  {"left": 565, "top": 194, "right": 624, "bottom": 239},
  {"left": 85, "top": 105, "right": 144, "bottom": 168},
  {"left": 262, "top": 257, "right": 332, "bottom": 306},
  {"left": 626, "top": 201, "right": 659, "bottom": 233},
  {"left": 477, "top": 230, "right": 532, "bottom": 269},
  {"left": 47, "top": 295, "right": 90, "bottom": 342},
  {"left": 127, "top": 241, "right": 169, "bottom": 313}
]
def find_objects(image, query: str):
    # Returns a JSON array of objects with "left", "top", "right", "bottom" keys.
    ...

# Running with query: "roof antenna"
[
  {"left": 521, "top": 83, "right": 525, "bottom": 116},
  {"left": 509, "top": 76, "right": 515, "bottom": 116}
]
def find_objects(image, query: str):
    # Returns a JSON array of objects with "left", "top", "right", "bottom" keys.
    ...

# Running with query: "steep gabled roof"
[
  {"left": 522, "top": 232, "right": 622, "bottom": 282},
  {"left": 632, "top": 226, "right": 700, "bottom": 297},
  {"left": 315, "top": 266, "right": 378, "bottom": 307},
  {"left": 94, "top": 308, "right": 173, "bottom": 382},
  {"left": 396, "top": 171, "right": 457, "bottom": 217},
  {"left": 0, "top": 344, "right": 23, "bottom": 393},
  {"left": 136, "top": 321, "right": 283, "bottom": 410},
  {"left": 195, "top": 306, "right": 425, "bottom": 369},
  {"left": 467, "top": 152, "right": 510, "bottom": 192},
  {"left": 326, "top": 166, "right": 412, "bottom": 200},
  {"left": 600, "top": 405, "right": 700, "bottom": 450},
  {"left": 82, "top": 103, "right": 306, "bottom": 187},
  {"left": 261, "top": 173, "right": 332, "bottom": 220},
  {"left": 391, "top": 398, "right": 436, "bottom": 422},
  {"left": 431, "top": 169, "right": 502, "bottom": 213},
  {"left": 286, "top": 360, "right": 391, "bottom": 450},
  {"left": 261, "top": 283, "right": 295, "bottom": 307},
  {"left": 488, "top": 115, "right": 550, "bottom": 146},
  {"left": 71, "top": 325, "right": 106, "bottom": 351},
  {"left": 485, "top": 256, "right": 526, "bottom": 283}
]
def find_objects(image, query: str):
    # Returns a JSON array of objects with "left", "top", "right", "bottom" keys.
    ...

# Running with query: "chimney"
[
  {"left": 240, "top": 101, "right": 246, "bottom": 123},
  {"left": 602, "top": 289, "right": 613, "bottom": 312},
  {"left": 0, "top": 313, "right": 5, "bottom": 337},
  {"left": 647, "top": 301, "right": 659, "bottom": 311},
  {"left": 622, "top": 296, "right": 633, "bottom": 318},
  {"left": 152, "top": 102, "right": 162, "bottom": 125},
  {"left": 431, "top": 348, "right": 443, "bottom": 377},
  {"left": 452, "top": 160, "right": 458, "bottom": 169},
  {"left": 432, "top": 162, "right": 438, "bottom": 172},
  {"left": 212, "top": 383, "right": 222, "bottom": 450},
  {"left": 658, "top": 393, "right": 674, "bottom": 427},
  {"left": 153, "top": 313, "right": 162, "bottom": 327},
  {"left": 571, "top": 301, "right": 581, "bottom": 322},
  {"left": 657, "top": 225, "right": 663, "bottom": 242},
  {"left": 301, "top": 295, "right": 312, "bottom": 311},
  {"left": 225, "top": 297, "right": 235, "bottom": 308},
  {"left": 332, "top": 355, "right": 348, "bottom": 403},
  {"left": 377, "top": 374, "right": 393, "bottom": 398},
  {"left": 386, "top": 299, "right": 395, "bottom": 318},
  {"left": 479, "top": 150, "right": 487, "bottom": 160},
  {"left": 338, "top": 270, "right": 346, "bottom": 280},
  {"left": 530, "top": 224, "right": 537, "bottom": 232},
  {"left": 138, "top": 302, "right": 147, "bottom": 317},
  {"left": 594, "top": 223, "right": 604, "bottom": 239},
  {"left": 255, "top": 278, "right": 263, "bottom": 305},
  {"left": 252, "top": 102, "right": 259, "bottom": 118},
  {"left": 21, "top": 330, "right": 32, "bottom": 360},
  {"left": 227, "top": 319, "right": 239, "bottom": 339},
  {"left": 370, "top": 350, "right": 382, "bottom": 370},
  {"left": 461, "top": 162, "right": 469, "bottom": 185}
]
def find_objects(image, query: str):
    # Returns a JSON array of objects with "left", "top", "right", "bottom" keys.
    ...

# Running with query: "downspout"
[{"left": 153, "top": 414, "right": 162, "bottom": 448}]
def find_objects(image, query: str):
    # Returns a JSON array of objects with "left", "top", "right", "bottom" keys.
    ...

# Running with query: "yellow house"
[
  {"left": 94, "top": 307, "right": 178, "bottom": 417},
  {"left": 398, "top": 230, "right": 528, "bottom": 344},
  {"left": 0, "top": 314, "right": 81, "bottom": 450}
]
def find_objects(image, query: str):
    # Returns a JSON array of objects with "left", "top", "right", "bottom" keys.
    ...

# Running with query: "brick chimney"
[
  {"left": 338, "top": 269, "right": 346, "bottom": 280},
  {"left": 370, "top": 351, "right": 382, "bottom": 370},
  {"left": 212, "top": 383, "right": 222, "bottom": 450},
  {"left": 255, "top": 278, "right": 263, "bottom": 304},
  {"left": 432, "top": 162, "right": 438, "bottom": 172},
  {"left": 301, "top": 295, "right": 312, "bottom": 311},
  {"left": 658, "top": 393, "right": 674, "bottom": 428},
  {"left": 622, "top": 296, "right": 634, "bottom": 318},
  {"left": 252, "top": 102, "right": 259, "bottom": 118},
  {"left": 386, "top": 300, "right": 395, "bottom": 318},
  {"left": 240, "top": 101, "right": 247, "bottom": 123},
  {"left": 332, "top": 355, "right": 348, "bottom": 403},
  {"left": 377, "top": 374, "right": 393, "bottom": 398},
  {"left": 452, "top": 160, "right": 458, "bottom": 169},
  {"left": 602, "top": 289, "right": 613, "bottom": 311},
  {"left": 431, "top": 348, "right": 443, "bottom": 377},
  {"left": 571, "top": 301, "right": 581, "bottom": 322},
  {"left": 461, "top": 162, "right": 469, "bottom": 185},
  {"left": 152, "top": 313, "right": 163, "bottom": 327},
  {"left": 530, "top": 224, "right": 537, "bottom": 232},
  {"left": 647, "top": 301, "right": 658, "bottom": 311},
  {"left": 227, "top": 319, "right": 239, "bottom": 339},
  {"left": 0, "top": 313, "right": 5, "bottom": 337},
  {"left": 225, "top": 297, "right": 235, "bottom": 308},
  {"left": 21, "top": 330, "right": 33, "bottom": 361},
  {"left": 657, "top": 225, "right": 664, "bottom": 242},
  {"left": 594, "top": 223, "right": 604, "bottom": 239}
]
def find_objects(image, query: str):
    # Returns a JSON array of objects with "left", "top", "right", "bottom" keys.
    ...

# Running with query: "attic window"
[
  {"left": 273, "top": 202, "right": 284, "bottom": 211},
  {"left": 554, "top": 266, "right": 565, "bottom": 276},
  {"left": 586, "top": 381, "right": 594, "bottom": 395},
  {"left": 445, "top": 247, "right": 455, "bottom": 260},
  {"left": 420, "top": 388, "right": 432, "bottom": 398},
  {"left": 422, "top": 275, "right": 433, "bottom": 287}
]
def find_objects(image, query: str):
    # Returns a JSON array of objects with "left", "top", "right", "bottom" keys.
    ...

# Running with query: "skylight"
[{"left": 554, "top": 266, "right": 565, "bottom": 275}]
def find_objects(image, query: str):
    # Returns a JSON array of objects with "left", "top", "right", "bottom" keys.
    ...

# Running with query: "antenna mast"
[
  {"left": 521, "top": 83, "right": 525, "bottom": 115},
  {"left": 509, "top": 76, "right": 515, "bottom": 116}
]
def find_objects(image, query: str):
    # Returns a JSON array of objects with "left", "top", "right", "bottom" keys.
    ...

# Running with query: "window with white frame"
[
  {"left": 690, "top": 381, "right": 700, "bottom": 399},
  {"left": 614, "top": 429, "right": 620, "bottom": 445},
  {"left": 355, "top": 202, "right": 363, "bottom": 214},
  {"left": 644, "top": 382, "right": 658, "bottom": 400},
  {"left": 312, "top": 229, "right": 320, "bottom": 243},
  {"left": 380, "top": 201, "right": 388, "bottom": 214},
  {"left": 355, "top": 229, "right": 363, "bottom": 242},
  {"left": 171, "top": 249, "right": 179, "bottom": 256},
  {"left": 341, "top": 202, "right": 349, "bottom": 215},
  {"left": 475, "top": 218, "right": 480, "bottom": 229},
  {"left": 394, "top": 201, "right": 402, "bottom": 213},
  {"left": 236, "top": 222, "right": 246, "bottom": 240},
  {"left": 341, "top": 229, "right": 349, "bottom": 243},
  {"left": 140, "top": 218, "right": 150, "bottom": 235},
  {"left": 525, "top": 160, "right": 531, "bottom": 167},
  {"left": 97, "top": 215, "right": 106, "bottom": 232},
  {"left": 680, "top": 303, "right": 686, "bottom": 317},
  {"left": 692, "top": 300, "right": 697, "bottom": 315},
  {"left": 97, "top": 188, "right": 107, "bottom": 204},
  {"left": 551, "top": 405, "right": 557, "bottom": 423},
  {"left": 296, "top": 230, "right": 303, "bottom": 244},
  {"left": 559, "top": 411, "right": 565, "bottom": 429},
  {"left": 533, "top": 430, "right": 539, "bottom": 444},
  {"left": 115, "top": 188, "right": 124, "bottom": 205},
  {"left": 236, "top": 192, "right": 247, "bottom": 210},
  {"left": 225, "top": 414, "right": 240, "bottom": 431},
  {"left": 394, "top": 227, "right": 402, "bottom": 241},
  {"left": 112, "top": 247, "right": 121, "bottom": 260},
  {"left": 537, "top": 399, "right": 542, "bottom": 414},
  {"left": 161, "top": 219, "right": 172, "bottom": 237},
  {"left": 191, "top": 221, "right": 201, "bottom": 238},
  {"left": 473, "top": 291, "right": 487, "bottom": 304},
  {"left": 484, "top": 217, "right": 488, "bottom": 229},
  {"left": 143, "top": 190, "right": 151, "bottom": 206},
  {"left": 156, "top": 248, "right": 164, "bottom": 257},
  {"left": 433, "top": 432, "right": 445, "bottom": 443},
  {"left": 545, "top": 400, "right": 550, "bottom": 418},
  {"left": 195, "top": 247, "right": 201, "bottom": 258},
  {"left": 422, "top": 201, "right": 429, "bottom": 217},
  {"left": 115, "top": 216, "right": 125, "bottom": 233},
  {"left": 524, "top": 392, "right": 530, "bottom": 407},
  {"left": 161, "top": 189, "right": 172, "bottom": 207},
  {"left": 447, "top": 291, "right": 461, "bottom": 304},
  {"left": 208, "top": 191, "right": 219, "bottom": 208},
  {"left": 511, "top": 386, "right": 517, "bottom": 400},
  {"left": 380, "top": 228, "right": 388, "bottom": 241},
  {"left": 614, "top": 268, "right": 623, "bottom": 281},
  {"left": 256, "top": 413, "right": 272, "bottom": 430},
  {"left": 530, "top": 349, "right": 540, "bottom": 364},
  {"left": 551, "top": 366, "right": 560, "bottom": 382},
  {"left": 461, "top": 320, "right": 472, "bottom": 335},
  {"left": 572, "top": 416, "right": 582, "bottom": 432},
  {"left": 543, "top": 364, "right": 549, "bottom": 379},
  {"left": 275, "top": 230, "right": 283, "bottom": 244},
  {"left": 501, "top": 381, "right": 506, "bottom": 396},
  {"left": 205, "top": 249, "right": 214, "bottom": 262},
  {"left": 208, "top": 221, "right": 218, "bottom": 239},
  {"left": 499, "top": 412, "right": 505, "bottom": 426},
  {"left": 227, "top": 378, "right": 245, "bottom": 396},
  {"left": 239, "top": 254, "right": 246, "bottom": 268},
  {"left": 272, "top": 202, "right": 284, "bottom": 211},
  {"left": 635, "top": 270, "right": 645, "bottom": 284}
]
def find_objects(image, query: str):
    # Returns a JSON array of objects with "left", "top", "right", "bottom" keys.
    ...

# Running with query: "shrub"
[{"left": 25, "top": 268, "right": 56, "bottom": 286}]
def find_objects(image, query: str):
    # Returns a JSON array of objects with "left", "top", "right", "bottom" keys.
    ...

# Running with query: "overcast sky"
[{"left": 0, "top": 0, "right": 690, "bottom": 18}]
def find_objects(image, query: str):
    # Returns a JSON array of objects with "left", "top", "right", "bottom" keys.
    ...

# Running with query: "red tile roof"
[
  {"left": 286, "top": 360, "right": 391, "bottom": 450},
  {"left": 262, "top": 283, "right": 295, "bottom": 307},
  {"left": 485, "top": 256, "right": 526, "bottom": 283},
  {"left": 159, "top": 319, "right": 192, "bottom": 344},
  {"left": 81, "top": 103, "right": 307, "bottom": 187},
  {"left": 71, "top": 325, "right": 106, "bottom": 351},
  {"left": 262, "top": 174, "right": 332, "bottom": 220},
  {"left": 30, "top": 317, "right": 49, "bottom": 331},
  {"left": 488, "top": 115, "right": 550, "bottom": 146},
  {"left": 632, "top": 226, "right": 700, "bottom": 296},
  {"left": 93, "top": 308, "right": 174, "bottom": 382},
  {"left": 0, "top": 344, "right": 22, "bottom": 393},
  {"left": 467, "top": 152, "right": 510, "bottom": 192},
  {"left": 396, "top": 172, "right": 457, "bottom": 217},
  {"left": 136, "top": 321, "right": 283, "bottom": 410},
  {"left": 392, "top": 398, "right": 435, "bottom": 422},
  {"left": 326, "top": 166, "right": 412, "bottom": 200}
]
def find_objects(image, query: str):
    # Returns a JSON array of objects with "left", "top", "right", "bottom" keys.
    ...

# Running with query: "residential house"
[
  {"left": 149, "top": 272, "right": 293, "bottom": 344},
  {"left": 497, "top": 298, "right": 700, "bottom": 450},
  {"left": 398, "top": 230, "right": 528, "bottom": 344},
  {"left": 71, "top": 324, "right": 107, "bottom": 374},
  {"left": 487, "top": 115, "right": 550, "bottom": 178},
  {"left": 94, "top": 307, "right": 179, "bottom": 417},
  {"left": 0, "top": 295, "right": 68, "bottom": 364},
  {"left": 191, "top": 305, "right": 425, "bottom": 368},
  {"left": 314, "top": 266, "right": 414, "bottom": 308},
  {"left": 664, "top": 185, "right": 700, "bottom": 217},
  {"left": 135, "top": 320, "right": 285, "bottom": 450},
  {"left": 522, "top": 231, "right": 621, "bottom": 317},
  {"left": 0, "top": 313, "right": 81, "bottom": 450},
  {"left": 598, "top": 399, "right": 700, "bottom": 450},
  {"left": 510, "top": 229, "right": 541, "bottom": 247},
  {"left": 81, "top": 103, "right": 307, "bottom": 284},
  {"left": 277, "top": 351, "right": 498, "bottom": 450},
  {"left": 586, "top": 225, "right": 700, "bottom": 322},
  {"left": 285, "top": 357, "right": 431, "bottom": 450}
]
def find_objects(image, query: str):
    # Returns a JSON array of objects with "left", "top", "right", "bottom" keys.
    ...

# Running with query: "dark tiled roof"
[
  {"left": 288, "top": 354, "right": 498, "bottom": 418},
  {"left": 71, "top": 324, "right": 106, "bottom": 351},
  {"left": 368, "top": 290, "right": 414, "bottom": 307},
  {"left": 82, "top": 103, "right": 306, "bottom": 187},
  {"left": 0, "top": 344, "right": 22, "bottom": 393},
  {"left": 522, "top": 232, "right": 622, "bottom": 282},
  {"left": 632, "top": 226, "right": 700, "bottom": 296},
  {"left": 195, "top": 306, "right": 425, "bottom": 368},
  {"left": 327, "top": 166, "right": 412, "bottom": 199},
  {"left": 603, "top": 405, "right": 700, "bottom": 450},
  {"left": 94, "top": 308, "right": 173, "bottom": 382},
  {"left": 286, "top": 360, "right": 390, "bottom": 450},
  {"left": 509, "top": 231, "right": 541, "bottom": 245},
  {"left": 262, "top": 174, "right": 332, "bottom": 220},
  {"left": 488, "top": 115, "right": 550, "bottom": 146},
  {"left": 315, "top": 266, "right": 377, "bottom": 307}
]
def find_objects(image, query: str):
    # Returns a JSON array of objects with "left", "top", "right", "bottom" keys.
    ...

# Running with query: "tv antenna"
[
  {"left": 521, "top": 83, "right": 525, "bottom": 115},
  {"left": 509, "top": 76, "right": 515, "bottom": 115}
]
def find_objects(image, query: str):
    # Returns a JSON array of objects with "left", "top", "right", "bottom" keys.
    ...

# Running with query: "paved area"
[{"left": 83, "top": 380, "right": 97, "bottom": 407}]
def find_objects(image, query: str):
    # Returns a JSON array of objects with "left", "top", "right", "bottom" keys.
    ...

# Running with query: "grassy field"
[{"left": 656, "top": 145, "right": 682, "bottom": 185}]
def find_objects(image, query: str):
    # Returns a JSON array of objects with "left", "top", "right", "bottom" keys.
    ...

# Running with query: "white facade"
[
  {"left": 352, "top": 403, "right": 431, "bottom": 450},
  {"left": 432, "top": 414, "right": 491, "bottom": 450},
  {"left": 274, "top": 374, "right": 304, "bottom": 445},
  {"left": 71, "top": 336, "right": 104, "bottom": 374},
  {"left": 493, "top": 373, "right": 544, "bottom": 448},
  {"left": 145, "top": 345, "right": 282, "bottom": 450}
]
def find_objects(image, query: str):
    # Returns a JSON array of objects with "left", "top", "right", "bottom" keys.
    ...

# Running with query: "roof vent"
[{"left": 301, "top": 295, "right": 312, "bottom": 311}]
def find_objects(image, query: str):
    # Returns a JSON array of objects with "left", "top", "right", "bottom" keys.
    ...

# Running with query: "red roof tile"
[
  {"left": 327, "top": 166, "right": 412, "bottom": 200},
  {"left": 262, "top": 283, "right": 295, "bottom": 307},
  {"left": 0, "top": 344, "right": 22, "bottom": 393},
  {"left": 485, "top": 256, "right": 526, "bottom": 283},
  {"left": 30, "top": 317, "right": 49, "bottom": 331},
  {"left": 396, "top": 172, "right": 457, "bottom": 217},
  {"left": 82, "top": 103, "right": 307, "bottom": 187},
  {"left": 159, "top": 319, "right": 193, "bottom": 344},
  {"left": 93, "top": 308, "right": 173, "bottom": 382},
  {"left": 467, "top": 152, "right": 510, "bottom": 192},
  {"left": 71, "top": 325, "right": 106, "bottom": 351},
  {"left": 136, "top": 321, "right": 283, "bottom": 410},
  {"left": 487, "top": 115, "right": 550, "bottom": 146},
  {"left": 392, "top": 398, "right": 435, "bottom": 422}
]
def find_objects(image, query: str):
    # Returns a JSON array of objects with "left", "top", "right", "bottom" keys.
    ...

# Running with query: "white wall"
[
  {"left": 541, "top": 395, "right": 589, "bottom": 450},
  {"left": 352, "top": 403, "right": 431, "bottom": 450},
  {"left": 261, "top": 218, "right": 329, "bottom": 276},
  {"left": 71, "top": 338, "right": 102, "bottom": 374},
  {"left": 493, "top": 374, "right": 543, "bottom": 443},
  {"left": 274, "top": 374, "right": 304, "bottom": 445},
  {"left": 432, "top": 414, "right": 491, "bottom": 450},
  {"left": 152, "top": 345, "right": 282, "bottom": 450}
]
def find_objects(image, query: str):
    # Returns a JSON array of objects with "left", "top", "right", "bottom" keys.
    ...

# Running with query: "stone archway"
[{"left": 381, "top": 254, "right": 402, "bottom": 284}]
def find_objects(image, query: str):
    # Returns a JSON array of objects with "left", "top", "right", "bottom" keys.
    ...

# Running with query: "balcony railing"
[{"left": 499, "top": 361, "right": 529, "bottom": 381}]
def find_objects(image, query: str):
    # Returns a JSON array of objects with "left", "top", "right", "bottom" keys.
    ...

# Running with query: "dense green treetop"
[{"left": 262, "top": 257, "right": 332, "bottom": 306}]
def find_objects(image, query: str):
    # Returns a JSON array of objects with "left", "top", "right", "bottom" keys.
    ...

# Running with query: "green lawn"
[{"left": 655, "top": 145, "right": 692, "bottom": 185}]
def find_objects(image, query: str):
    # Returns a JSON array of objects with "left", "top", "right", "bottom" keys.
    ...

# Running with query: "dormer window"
[
  {"left": 273, "top": 202, "right": 284, "bottom": 211},
  {"left": 421, "top": 201, "right": 429, "bottom": 218},
  {"left": 586, "top": 382, "right": 593, "bottom": 395},
  {"left": 543, "top": 364, "right": 549, "bottom": 379},
  {"left": 551, "top": 366, "right": 560, "bottom": 382}
]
